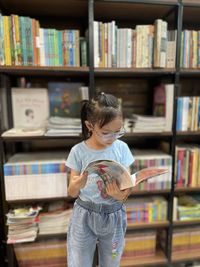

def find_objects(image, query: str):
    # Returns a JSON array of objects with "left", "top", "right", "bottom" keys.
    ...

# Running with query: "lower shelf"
[
  {"left": 120, "top": 250, "right": 167, "bottom": 267},
  {"left": 172, "top": 249, "right": 200, "bottom": 262}
]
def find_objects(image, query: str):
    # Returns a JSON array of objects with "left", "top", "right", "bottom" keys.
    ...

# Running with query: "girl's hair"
[{"left": 81, "top": 92, "right": 122, "bottom": 139}]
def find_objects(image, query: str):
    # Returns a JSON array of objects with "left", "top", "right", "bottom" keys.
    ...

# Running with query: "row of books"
[
  {"left": 173, "top": 195, "right": 200, "bottom": 221},
  {"left": 4, "top": 152, "right": 68, "bottom": 201},
  {"left": 175, "top": 145, "right": 200, "bottom": 188},
  {"left": 3, "top": 149, "right": 173, "bottom": 201},
  {"left": 180, "top": 30, "right": 200, "bottom": 69},
  {"left": 14, "top": 239, "right": 67, "bottom": 267},
  {"left": 121, "top": 231, "right": 156, "bottom": 262},
  {"left": 94, "top": 19, "right": 177, "bottom": 68},
  {"left": 131, "top": 149, "right": 172, "bottom": 190},
  {"left": 0, "top": 14, "right": 88, "bottom": 67},
  {"left": 126, "top": 197, "right": 167, "bottom": 224},
  {"left": 158, "top": 227, "right": 200, "bottom": 255},
  {"left": 176, "top": 97, "right": 200, "bottom": 132}
]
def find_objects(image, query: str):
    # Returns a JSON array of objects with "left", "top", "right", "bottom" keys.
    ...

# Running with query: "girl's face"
[{"left": 91, "top": 117, "right": 125, "bottom": 147}]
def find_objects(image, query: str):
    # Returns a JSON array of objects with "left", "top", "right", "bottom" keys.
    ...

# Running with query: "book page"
[
  {"left": 135, "top": 167, "right": 169, "bottom": 186},
  {"left": 83, "top": 160, "right": 134, "bottom": 190}
]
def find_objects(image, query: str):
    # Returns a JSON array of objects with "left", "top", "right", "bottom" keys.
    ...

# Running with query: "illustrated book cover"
[
  {"left": 48, "top": 82, "right": 84, "bottom": 118},
  {"left": 11, "top": 87, "right": 49, "bottom": 128},
  {"left": 82, "top": 160, "right": 169, "bottom": 190}
]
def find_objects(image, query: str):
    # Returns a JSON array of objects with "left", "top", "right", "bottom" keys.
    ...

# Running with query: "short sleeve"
[
  {"left": 121, "top": 142, "right": 134, "bottom": 168},
  {"left": 65, "top": 147, "right": 82, "bottom": 173}
]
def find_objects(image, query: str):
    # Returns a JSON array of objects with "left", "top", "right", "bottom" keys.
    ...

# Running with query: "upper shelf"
[{"left": 0, "top": 0, "right": 88, "bottom": 18}]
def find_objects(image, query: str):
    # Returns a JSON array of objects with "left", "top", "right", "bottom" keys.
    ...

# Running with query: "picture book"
[
  {"left": 48, "top": 82, "right": 84, "bottom": 118},
  {"left": 82, "top": 160, "right": 169, "bottom": 190},
  {"left": 11, "top": 88, "right": 49, "bottom": 128}
]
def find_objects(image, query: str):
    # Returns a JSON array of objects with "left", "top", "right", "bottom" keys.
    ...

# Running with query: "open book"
[{"left": 82, "top": 160, "right": 168, "bottom": 190}]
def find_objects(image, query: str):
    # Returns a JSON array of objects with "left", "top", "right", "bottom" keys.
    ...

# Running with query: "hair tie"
[{"left": 101, "top": 92, "right": 105, "bottom": 95}]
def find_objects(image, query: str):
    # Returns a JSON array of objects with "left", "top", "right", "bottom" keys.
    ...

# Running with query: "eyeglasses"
[{"left": 94, "top": 127, "right": 126, "bottom": 141}]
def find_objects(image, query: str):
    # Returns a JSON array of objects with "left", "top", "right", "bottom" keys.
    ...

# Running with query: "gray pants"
[{"left": 67, "top": 200, "right": 127, "bottom": 267}]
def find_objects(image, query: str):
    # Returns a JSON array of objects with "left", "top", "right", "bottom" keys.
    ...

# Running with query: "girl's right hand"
[
  {"left": 67, "top": 171, "right": 88, "bottom": 198},
  {"left": 73, "top": 172, "right": 88, "bottom": 189}
]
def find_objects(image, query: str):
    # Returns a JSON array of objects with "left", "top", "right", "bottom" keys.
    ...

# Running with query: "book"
[
  {"left": 82, "top": 159, "right": 168, "bottom": 190},
  {"left": 11, "top": 87, "right": 49, "bottom": 128},
  {"left": 48, "top": 82, "right": 84, "bottom": 118}
]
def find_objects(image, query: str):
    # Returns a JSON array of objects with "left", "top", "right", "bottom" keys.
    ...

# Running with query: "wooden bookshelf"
[
  {"left": 0, "top": 1, "right": 200, "bottom": 267},
  {"left": 120, "top": 250, "right": 167, "bottom": 267}
]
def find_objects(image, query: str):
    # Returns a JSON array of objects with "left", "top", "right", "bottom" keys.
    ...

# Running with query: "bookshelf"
[{"left": 0, "top": 0, "right": 200, "bottom": 267}]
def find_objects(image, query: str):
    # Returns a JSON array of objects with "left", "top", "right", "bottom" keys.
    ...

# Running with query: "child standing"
[{"left": 66, "top": 92, "right": 134, "bottom": 267}]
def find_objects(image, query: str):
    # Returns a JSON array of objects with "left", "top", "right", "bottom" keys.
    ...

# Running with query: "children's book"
[
  {"left": 82, "top": 160, "right": 169, "bottom": 190},
  {"left": 11, "top": 87, "right": 49, "bottom": 128},
  {"left": 48, "top": 82, "right": 84, "bottom": 118}
]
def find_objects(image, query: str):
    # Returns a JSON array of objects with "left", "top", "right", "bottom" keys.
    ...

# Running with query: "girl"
[{"left": 66, "top": 92, "right": 134, "bottom": 267}]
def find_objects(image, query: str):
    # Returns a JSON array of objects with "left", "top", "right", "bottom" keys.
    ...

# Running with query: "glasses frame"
[{"left": 93, "top": 126, "right": 126, "bottom": 141}]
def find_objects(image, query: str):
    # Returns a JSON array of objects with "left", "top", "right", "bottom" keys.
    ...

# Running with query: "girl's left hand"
[{"left": 105, "top": 180, "right": 130, "bottom": 201}]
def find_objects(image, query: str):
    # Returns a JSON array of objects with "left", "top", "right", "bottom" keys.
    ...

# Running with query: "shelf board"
[
  {"left": 173, "top": 219, "right": 200, "bottom": 226},
  {"left": 37, "top": 233, "right": 66, "bottom": 240},
  {"left": 94, "top": 68, "right": 176, "bottom": 77},
  {"left": 0, "top": 0, "right": 88, "bottom": 18},
  {"left": 182, "top": 0, "right": 200, "bottom": 7},
  {"left": 0, "top": 66, "right": 89, "bottom": 76},
  {"left": 172, "top": 249, "right": 200, "bottom": 262},
  {"left": 1, "top": 132, "right": 173, "bottom": 142},
  {"left": 120, "top": 250, "right": 167, "bottom": 267},
  {"left": 7, "top": 196, "right": 73, "bottom": 204},
  {"left": 127, "top": 221, "right": 169, "bottom": 230},
  {"left": 131, "top": 189, "right": 171, "bottom": 195},
  {"left": 175, "top": 186, "right": 200, "bottom": 193},
  {"left": 180, "top": 69, "right": 200, "bottom": 76},
  {"left": 176, "top": 130, "right": 200, "bottom": 136}
]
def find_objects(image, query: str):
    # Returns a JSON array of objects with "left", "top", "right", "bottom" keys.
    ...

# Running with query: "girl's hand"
[
  {"left": 72, "top": 172, "right": 88, "bottom": 189},
  {"left": 68, "top": 171, "right": 88, "bottom": 197},
  {"left": 105, "top": 180, "right": 131, "bottom": 201}
]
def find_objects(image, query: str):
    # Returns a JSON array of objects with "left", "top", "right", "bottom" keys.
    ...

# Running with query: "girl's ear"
[{"left": 85, "top": 120, "right": 93, "bottom": 132}]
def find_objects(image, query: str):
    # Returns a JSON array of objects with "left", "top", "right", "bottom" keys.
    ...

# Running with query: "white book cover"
[{"left": 11, "top": 88, "right": 49, "bottom": 128}]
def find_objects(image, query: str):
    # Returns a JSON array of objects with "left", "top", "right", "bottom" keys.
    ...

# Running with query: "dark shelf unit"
[{"left": 0, "top": 0, "right": 200, "bottom": 267}]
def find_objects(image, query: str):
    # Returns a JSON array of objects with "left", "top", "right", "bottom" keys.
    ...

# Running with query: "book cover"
[
  {"left": 82, "top": 159, "right": 168, "bottom": 190},
  {"left": 11, "top": 87, "right": 49, "bottom": 128},
  {"left": 48, "top": 82, "right": 83, "bottom": 118}
]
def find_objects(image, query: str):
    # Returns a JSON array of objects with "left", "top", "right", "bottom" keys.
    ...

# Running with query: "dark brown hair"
[{"left": 81, "top": 92, "right": 122, "bottom": 140}]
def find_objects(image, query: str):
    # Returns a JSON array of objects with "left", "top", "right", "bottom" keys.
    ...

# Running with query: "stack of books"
[
  {"left": 131, "top": 114, "right": 166, "bottom": 133},
  {"left": 45, "top": 117, "right": 81, "bottom": 136},
  {"left": 6, "top": 206, "right": 41, "bottom": 244}
]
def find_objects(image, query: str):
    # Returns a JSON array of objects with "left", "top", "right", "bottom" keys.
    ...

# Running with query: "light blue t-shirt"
[{"left": 65, "top": 139, "right": 134, "bottom": 204}]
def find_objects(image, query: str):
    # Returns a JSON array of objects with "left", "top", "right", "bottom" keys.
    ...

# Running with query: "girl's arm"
[{"left": 67, "top": 169, "right": 88, "bottom": 198}]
